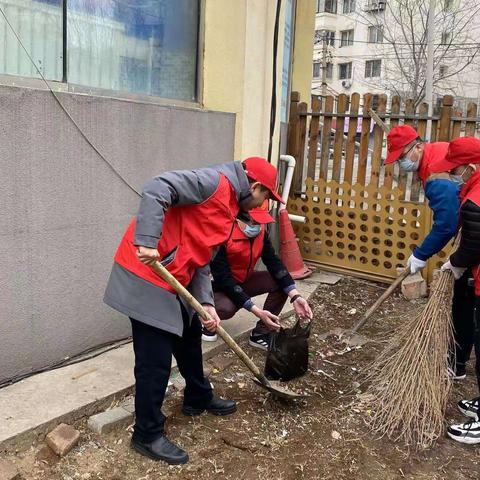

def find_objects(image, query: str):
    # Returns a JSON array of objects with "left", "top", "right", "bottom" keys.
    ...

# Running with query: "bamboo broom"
[{"left": 365, "top": 268, "right": 456, "bottom": 449}]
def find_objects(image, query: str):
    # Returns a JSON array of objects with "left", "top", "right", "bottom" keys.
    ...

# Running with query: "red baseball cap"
[
  {"left": 385, "top": 125, "right": 419, "bottom": 165},
  {"left": 445, "top": 137, "right": 480, "bottom": 166},
  {"left": 242, "top": 157, "right": 285, "bottom": 204},
  {"left": 249, "top": 200, "right": 275, "bottom": 224}
]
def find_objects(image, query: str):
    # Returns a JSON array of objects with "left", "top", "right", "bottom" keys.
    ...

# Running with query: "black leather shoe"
[
  {"left": 131, "top": 435, "right": 189, "bottom": 464},
  {"left": 182, "top": 394, "right": 237, "bottom": 416}
]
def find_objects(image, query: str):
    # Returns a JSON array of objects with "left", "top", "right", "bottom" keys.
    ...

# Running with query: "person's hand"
[
  {"left": 251, "top": 306, "right": 281, "bottom": 331},
  {"left": 407, "top": 254, "right": 427, "bottom": 274},
  {"left": 441, "top": 260, "right": 466, "bottom": 280},
  {"left": 137, "top": 246, "right": 160, "bottom": 265},
  {"left": 200, "top": 304, "right": 221, "bottom": 332},
  {"left": 292, "top": 296, "right": 313, "bottom": 320}
]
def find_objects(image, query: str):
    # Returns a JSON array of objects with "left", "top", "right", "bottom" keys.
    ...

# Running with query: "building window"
[
  {"left": 315, "top": 30, "right": 336, "bottom": 46},
  {"left": 443, "top": 0, "right": 453, "bottom": 10},
  {"left": 313, "top": 61, "right": 333, "bottom": 79},
  {"left": 439, "top": 65, "right": 448, "bottom": 77},
  {"left": 338, "top": 62, "right": 352, "bottom": 79},
  {"left": 365, "top": 59, "right": 382, "bottom": 77},
  {"left": 340, "top": 29, "right": 354, "bottom": 47},
  {"left": 343, "top": 0, "right": 355, "bottom": 13},
  {"left": 368, "top": 26, "right": 384, "bottom": 43},
  {"left": 317, "top": 0, "right": 338, "bottom": 14},
  {"left": 441, "top": 31, "right": 451, "bottom": 45},
  {"left": 0, "top": 0, "right": 200, "bottom": 102}
]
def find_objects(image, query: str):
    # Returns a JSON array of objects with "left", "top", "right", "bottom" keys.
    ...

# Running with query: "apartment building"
[{"left": 312, "top": 0, "right": 480, "bottom": 110}]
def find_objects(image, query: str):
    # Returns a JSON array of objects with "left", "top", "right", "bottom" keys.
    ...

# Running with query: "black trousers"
[
  {"left": 450, "top": 269, "right": 480, "bottom": 392},
  {"left": 130, "top": 306, "right": 213, "bottom": 443}
]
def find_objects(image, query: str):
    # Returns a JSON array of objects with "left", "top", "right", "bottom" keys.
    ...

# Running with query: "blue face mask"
[
  {"left": 243, "top": 224, "right": 262, "bottom": 238},
  {"left": 398, "top": 157, "right": 419, "bottom": 172}
]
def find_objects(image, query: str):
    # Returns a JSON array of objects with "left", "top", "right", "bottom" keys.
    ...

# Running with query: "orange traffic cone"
[{"left": 279, "top": 209, "right": 313, "bottom": 280}]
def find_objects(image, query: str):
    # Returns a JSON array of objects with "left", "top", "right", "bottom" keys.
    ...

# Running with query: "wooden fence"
[{"left": 286, "top": 91, "right": 480, "bottom": 282}]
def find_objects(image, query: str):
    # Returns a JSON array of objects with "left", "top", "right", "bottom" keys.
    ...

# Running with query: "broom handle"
[
  {"left": 150, "top": 261, "right": 270, "bottom": 387},
  {"left": 350, "top": 268, "right": 410, "bottom": 334}
]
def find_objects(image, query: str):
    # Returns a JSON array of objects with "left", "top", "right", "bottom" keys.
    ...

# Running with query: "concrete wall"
[{"left": 0, "top": 85, "right": 235, "bottom": 383}]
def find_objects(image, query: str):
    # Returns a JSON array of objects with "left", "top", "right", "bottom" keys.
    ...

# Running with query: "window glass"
[
  {"left": 0, "top": 0, "right": 63, "bottom": 80},
  {"left": 67, "top": 0, "right": 199, "bottom": 101},
  {"left": 365, "top": 59, "right": 381, "bottom": 77},
  {"left": 340, "top": 29, "right": 354, "bottom": 47},
  {"left": 338, "top": 62, "right": 352, "bottom": 79},
  {"left": 343, "top": 0, "right": 355, "bottom": 13}
]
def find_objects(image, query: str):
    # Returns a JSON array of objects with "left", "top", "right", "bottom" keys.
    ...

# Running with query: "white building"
[{"left": 312, "top": 0, "right": 480, "bottom": 110}]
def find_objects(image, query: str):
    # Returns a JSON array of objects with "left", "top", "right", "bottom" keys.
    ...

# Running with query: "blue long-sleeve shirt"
[{"left": 413, "top": 178, "right": 460, "bottom": 261}]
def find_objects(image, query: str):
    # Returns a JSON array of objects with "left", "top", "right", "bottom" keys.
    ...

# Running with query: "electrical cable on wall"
[
  {"left": 267, "top": 0, "right": 282, "bottom": 163},
  {"left": 0, "top": 6, "right": 141, "bottom": 198}
]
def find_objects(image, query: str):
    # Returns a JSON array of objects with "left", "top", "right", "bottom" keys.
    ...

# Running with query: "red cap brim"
[
  {"left": 384, "top": 148, "right": 404, "bottom": 165},
  {"left": 249, "top": 208, "right": 275, "bottom": 224},
  {"left": 269, "top": 189, "right": 286, "bottom": 204}
]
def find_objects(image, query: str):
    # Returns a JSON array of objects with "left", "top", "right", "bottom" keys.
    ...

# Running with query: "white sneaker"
[
  {"left": 201, "top": 327, "right": 218, "bottom": 342},
  {"left": 447, "top": 419, "right": 480, "bottom": 444},
  {"left": 458, "top": 397, "right": 480, "bottom": 420}
]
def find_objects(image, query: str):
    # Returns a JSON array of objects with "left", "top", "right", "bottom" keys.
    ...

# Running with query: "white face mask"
[{"left": 398, "top": 157, "right": 419, "bottom": 172}]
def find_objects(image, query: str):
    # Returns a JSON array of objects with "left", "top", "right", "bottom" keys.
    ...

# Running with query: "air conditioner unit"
[
  {"left": 342, "top": 80, "right": 352, "bottom": 89},
  {"left": 364, "top": 0, "right": 386, "bottom": 12}
]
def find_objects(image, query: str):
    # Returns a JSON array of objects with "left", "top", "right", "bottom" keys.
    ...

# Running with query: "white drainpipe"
[{"left": 279, "top": 155, "right": 306, "bottom": 223}]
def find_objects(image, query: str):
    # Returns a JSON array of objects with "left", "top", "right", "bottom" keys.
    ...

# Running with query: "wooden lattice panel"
[{"left": 288, "top": 178, "right": 447, "bottom": 282}]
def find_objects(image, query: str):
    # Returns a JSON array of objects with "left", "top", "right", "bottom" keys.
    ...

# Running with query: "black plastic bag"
[{"left": 264, "top": 319, "right": 311, "bottom": 381}]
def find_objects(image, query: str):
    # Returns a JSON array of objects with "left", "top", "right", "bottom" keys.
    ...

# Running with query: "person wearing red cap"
[
  {"left": 203, "top": 201, "right": 313, "bottom": 349},
  {"left": 103, "top": 157, "right": 283, "bottom": 464},
  {"left": 435, "top": 137, "right": 480, "bottom": 444},
  {"left": 385, "top": 125, "right": 461, "bottom": 276}
]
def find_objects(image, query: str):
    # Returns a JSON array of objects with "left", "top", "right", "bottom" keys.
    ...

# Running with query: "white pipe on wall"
[{"left": 279, "top": 155, "right": 306, "bottom": 224}]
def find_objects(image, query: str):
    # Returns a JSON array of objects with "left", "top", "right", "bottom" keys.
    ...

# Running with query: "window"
[
  {"left": 439, "top": 65, "right": 448, "bottom": 77},
  {"left": 313, "top": 61, "right": 333, "bottom": 79},
  {"left": 317, "top": 0, "right": 338, "bottom": 13},
  {"left": 338, "top": 62, "right": 352, "bottom": 79},
  {"left": 365, "top": 59, "right": 382, "bottom": 77},
  {"left": 315, "top": 30, "right": 336, "bottom": 46},
  {"left": 368, "top": 26, "right": 384, "bottom": 43},
  {"left": 441, "top": 31, "right": 451, "bottom": 45},
  {"left": 0, "top": 0, "right": 200, "bottom": 102},
  {"left": 340, "top": 29, "right": 354, "bottom": 47},
  {"left": 343, "top": 0, "right": 355, "bottom": 13}
]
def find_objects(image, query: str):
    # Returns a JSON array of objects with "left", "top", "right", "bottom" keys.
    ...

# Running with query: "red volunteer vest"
[
  {"left": 226, "top": 225, "right": 265, "bottom": 284},
  {"left": 459, "top": 170, "right": 480, "bottom": 296},
  {"left": 114, "top": 174, "right": 239, "bottom": 293},
  {"left": 417, "top": 142, "right": 451, "bottom": 185}
]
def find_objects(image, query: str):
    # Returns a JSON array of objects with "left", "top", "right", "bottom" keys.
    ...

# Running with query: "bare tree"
[{"left": 356, "top": 0, "right": 480, "bottom": 106}]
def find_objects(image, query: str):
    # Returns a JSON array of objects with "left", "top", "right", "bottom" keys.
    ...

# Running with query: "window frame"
[
  {"left": 367, "top": 25, "right": 384, "bottom": 43},
  {"left": 340, "top": 29, "right": 354, "bottom": 47},
  {"left": 365, "top": 59, "right": 382, "bottom": 78},
  {"left": 317, "top": 0, "right": 338, "bottom": 14},
  {"left": 0, "top": 0, "right": 204, "bottom": 106},
  {"left": 343, "top": 0, "right": 355, "bottom": 13},
  {"left": 338, "top": 62, "right": 352, "bottom": 79}
]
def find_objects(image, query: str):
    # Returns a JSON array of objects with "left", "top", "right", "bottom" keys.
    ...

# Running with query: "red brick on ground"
[
  {"left": 45, "top": 423, "right": 80, "bottom": 457},
  {"left": 0, "top": 458, "right": 21, "bottom": 480}
]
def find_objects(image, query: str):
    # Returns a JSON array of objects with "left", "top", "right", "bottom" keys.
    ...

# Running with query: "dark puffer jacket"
[{"left": 450, "top": 200, "right": 480, "bottom": 268}]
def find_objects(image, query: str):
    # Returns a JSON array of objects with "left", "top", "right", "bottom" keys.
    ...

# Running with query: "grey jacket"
[{"left": 103, "top": 161, "right": 251, "bottom": 336}]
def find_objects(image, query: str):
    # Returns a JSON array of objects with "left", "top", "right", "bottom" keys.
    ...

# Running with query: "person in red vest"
[
  {"left": 386, "top": 125, "right": 472, "bottom": 379},
  {"left": 104, "top": 157, "right": 284, "bottom": 464},
  {"left": 203, "top": 203, "right": 313, "bottom": 349},
  {"left": 438, "top": 137, "right": 480, "bottom": 444},
  {"left": 385, "top": 125, "right": 460, "bottom": 275}
]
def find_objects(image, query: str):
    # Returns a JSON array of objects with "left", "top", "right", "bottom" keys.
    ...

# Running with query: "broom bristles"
[{"left": 365, "top": 270, "right": 456, "bottom": 449}]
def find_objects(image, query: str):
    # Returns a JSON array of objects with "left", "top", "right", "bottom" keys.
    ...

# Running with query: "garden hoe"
[{"left": 151, "top": 261, "right": 307, "bottom": 401}]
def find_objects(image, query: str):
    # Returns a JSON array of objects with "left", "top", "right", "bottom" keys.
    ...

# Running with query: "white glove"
[
  {"left": 407, "top": 254, "right": 427, "bottom": 274},
  {"left": 441, "top": 260, "right": 466, "bottom": 280}
]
